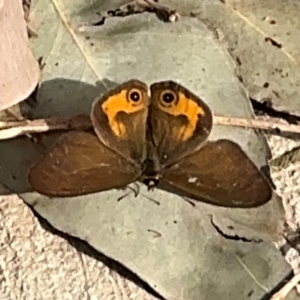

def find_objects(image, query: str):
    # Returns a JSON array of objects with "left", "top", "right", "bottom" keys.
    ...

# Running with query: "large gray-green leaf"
[
  {"left": 0, "top": 1, "right": 296, "bottom": 299},
  {"left": 188, "top": 0, "right": 300, "bottom": 114}
]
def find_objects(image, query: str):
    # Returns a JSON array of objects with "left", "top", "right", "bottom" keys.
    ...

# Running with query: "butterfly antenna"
[{"left": 140, "top": 193, "right": 160, "bottom": 205}]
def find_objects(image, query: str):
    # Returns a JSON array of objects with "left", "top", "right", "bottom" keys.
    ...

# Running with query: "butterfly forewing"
[
  {"left": 91, "top": 80, "right": 149, "bottom": 165},
  {"left": 149, "top": 81, "right": 213, "bottom": 167},
  {"left": 28, "top": 131, "right": 140, "bottom": 197},
  {"left": 161, "top": 140, "right": 272, "bottom": 208}
]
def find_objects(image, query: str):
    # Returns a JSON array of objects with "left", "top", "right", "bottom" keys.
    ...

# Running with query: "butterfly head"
[{"left": 143, "top": 174, "right": 161, "bottom": 191}]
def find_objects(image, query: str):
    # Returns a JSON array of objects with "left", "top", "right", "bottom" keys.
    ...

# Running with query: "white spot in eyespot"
[
  {"left": 164, "top": 154, "right": 167, "bottom": 159},
  {"left": 188, "top": 177, "right": 197, "bottom": 183}
]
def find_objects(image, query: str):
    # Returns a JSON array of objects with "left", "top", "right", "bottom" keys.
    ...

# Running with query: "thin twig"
[
  {"left": 270, "top": 272, "right": 300, "bottom": 300},
  {"left": 1, "top": 114, "right": 300, "bottom": 140},
  {"left": 214, "top": 115, "right": 300, "bottom": 134},
  {"left": 0, "top": 115, "right": 92, "bottom": 140}
]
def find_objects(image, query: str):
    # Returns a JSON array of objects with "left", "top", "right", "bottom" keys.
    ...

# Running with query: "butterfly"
[{"left": 28, "top": 80, "right": 272, "bottom": 207}]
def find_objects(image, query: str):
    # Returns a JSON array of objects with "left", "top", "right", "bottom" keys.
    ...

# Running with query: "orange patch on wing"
[
  {"left": 159, "top": 92, "right": 205, "bottom": 141},
  {"left": 102, "top": 90, "right": 144, "bottom": 138}
]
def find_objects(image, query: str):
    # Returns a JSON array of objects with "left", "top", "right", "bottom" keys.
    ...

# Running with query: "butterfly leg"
[
  {"left": 181, "top": 196, "right": 196, "bottom": 207},
  {"left": 117, "top": 183, "right": 140, "bottom": 201}
]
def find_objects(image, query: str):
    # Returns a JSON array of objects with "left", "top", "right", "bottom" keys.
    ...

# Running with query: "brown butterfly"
[{"left": 28, "top": 80, "right": 272, "bottom": 207}]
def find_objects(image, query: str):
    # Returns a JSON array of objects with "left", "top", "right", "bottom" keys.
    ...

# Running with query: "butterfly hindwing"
[
  {"left": 28, "top": 131, "right": 140, "bottom": 197},
  {"left": 161, "top": 140, "right": 272, "bottom": 207}
]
